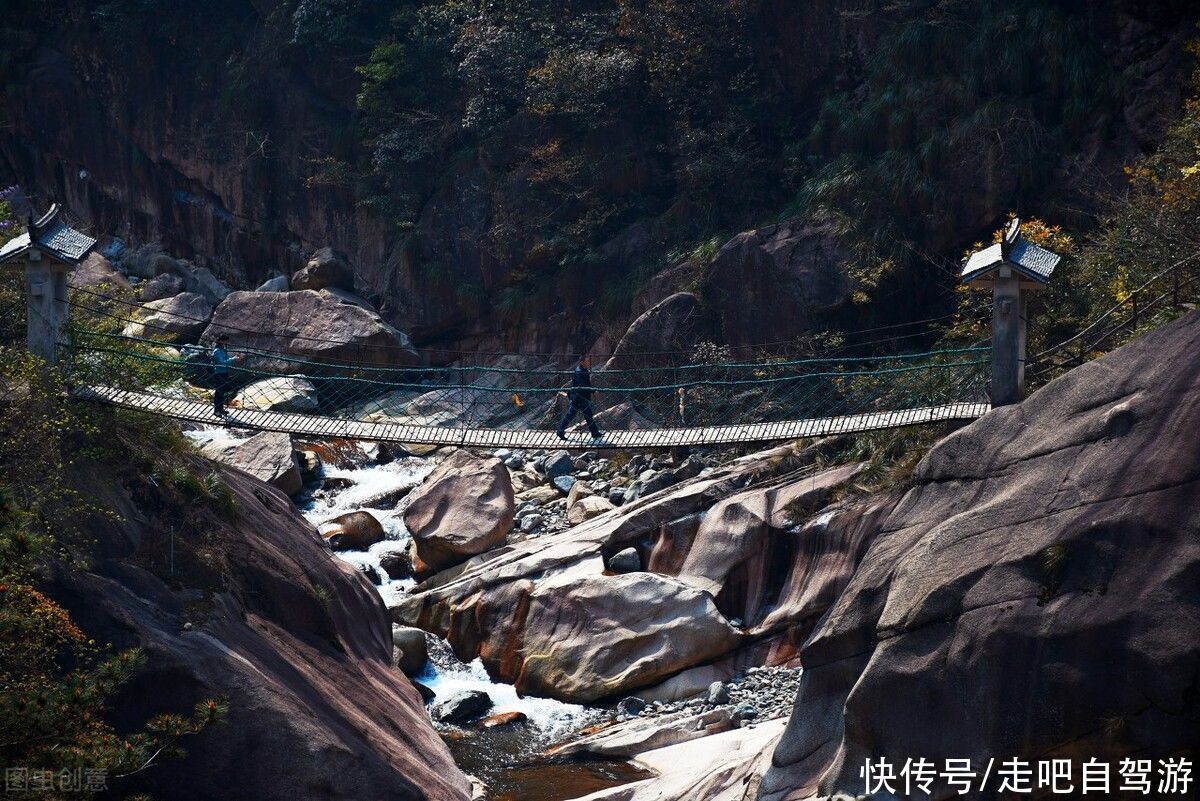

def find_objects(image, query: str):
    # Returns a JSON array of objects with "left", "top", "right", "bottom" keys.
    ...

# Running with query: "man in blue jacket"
[
  {"left": 211, "top": 335, "right": 243, "bottom": 416},
  {"left": 557, "top": 355, "right": 602, "bottom": 441}
]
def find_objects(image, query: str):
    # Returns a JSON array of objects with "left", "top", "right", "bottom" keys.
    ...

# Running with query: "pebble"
[{"left": 610, "top": 665, "right": 801, "bottom": 725}]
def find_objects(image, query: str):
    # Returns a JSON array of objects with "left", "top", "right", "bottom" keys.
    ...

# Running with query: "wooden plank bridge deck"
[{"left": 76, "top": 385, "right": 990, "bottom": 450}]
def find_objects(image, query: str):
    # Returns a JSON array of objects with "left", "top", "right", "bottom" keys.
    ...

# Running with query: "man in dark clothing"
[
  {"left": 557, "top": 355, "right": 602, "bottom": 440},
  {"left": 211, "top": 335, "right": 242, "bottom": 416}
]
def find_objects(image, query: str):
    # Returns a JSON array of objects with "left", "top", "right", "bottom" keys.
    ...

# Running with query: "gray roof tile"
[
  {"left": 35, "top": 217, "right": 96, "bottom": 262},
  {"left": 1007, "top": 238, "right": 1060, "bottom": 280},
  {"left": 961, "top": 236, "right": 1060, "bottom": 284},
  {"left": 0, "top": 204, "right": 96, "bottom": 266}
]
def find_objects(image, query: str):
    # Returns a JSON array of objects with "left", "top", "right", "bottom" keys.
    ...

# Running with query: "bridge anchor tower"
[
  {"left": 961, "top": 218, "right": 1061, "bottom": 406},
  {"left": 0, "top": 203, "right": 97, "bottom": 364}
]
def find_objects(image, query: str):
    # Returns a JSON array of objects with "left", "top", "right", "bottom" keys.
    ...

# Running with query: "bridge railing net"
[{"left": 60, "top": 320, "right": 990, "bottom": 437}]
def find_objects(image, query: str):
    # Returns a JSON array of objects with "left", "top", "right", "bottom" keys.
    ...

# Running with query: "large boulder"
[
  {"left": 433, "top": 690, "right": 493, "bottom": 725},
  {"left": 174, "top": 261, "right": 232, "bottom": 305},
  {"left": 392, "top": 625, "right": 429, "bottom": 677},
  {"left": 500, "top": 571, "right": 742, "bottom": 703},
  {"left": 233, "top": 375, "right": 320, "bottom": 413},
  {"left": 120, "top": 244, "right": 178, "bottom": 279},
  {"left": 139, "top": 272, "right": 185, "bottom": 302},
  {"left": 122, "top": 246, "right": 231, "bottom": 303},
  {"left": 568, "top": 494, "right": 616, "bottom": 525},
  {"left": 202, "top": 431, "right": 303, "bottom": 496},
  {"left": 256, "top": 274, "right": 289, "bottom": 292},
  {"left": 675, "top": 461, "right": 866, "bottom": 626},
  {"left": 761, "top": 311, "right": 1200, "bottom": 801},
  {"left": 700, "top": 220, "right": 852, "bottom": 351},
  {"left": 542, "top": 450, "right": 574, "bottom": 479},
  {"left": 403, "top": 450, "right": 514, "bottom": 572},
  {"left": 378, "top": 549, "right": 414, "bottom": 580},
  {"left": 604, "top": 293, "right": 707, "bottom": 371},
  {"left": 322, "top": 511, "right": 386, "bottom": 552},
  {"left": 393, "top": 443, "right": 864, "bottom": 704},
  {"left": 608, "top": 546, "right": 642, "bottom": 574},
  {"left": 69, "top": 252, "right": 130, "bottom": 291},
  {"left": 358, "top": 354, "right": 541, "bottom": 428},
  {"left": 48, "top": 456, "right": 472, "bottom": 801},
  {"left": 202, "top": 290, "right": 419, "bottom": 371},
  {"left": 121, "top": 291, "right": 213, "bottom": 342},
  {"left": 292, "top": 246, "right": 353, "bottom": 291}
]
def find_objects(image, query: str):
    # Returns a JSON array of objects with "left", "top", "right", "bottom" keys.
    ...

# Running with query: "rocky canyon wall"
[{"left": 760, "top": 310, "right": 1200, "bottom": 800}]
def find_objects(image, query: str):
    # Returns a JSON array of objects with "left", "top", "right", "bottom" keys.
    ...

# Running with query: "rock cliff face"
[
  {"left": 760, "top": 311, "right": 1200, "bottom": 800},
  {"left": 0, "top": 1, "right": 1192, "bottom": 353},
  {"left": 49, "top": 457, "right": 470, "bottom": 801}
]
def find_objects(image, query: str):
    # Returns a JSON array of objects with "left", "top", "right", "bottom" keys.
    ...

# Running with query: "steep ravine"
[{"left": 92, "top": 309, "right": 1199, "bottom": 801}]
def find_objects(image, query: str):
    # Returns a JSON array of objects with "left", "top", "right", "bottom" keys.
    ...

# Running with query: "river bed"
[{"left": 289, "top": 443, "right": 647, "bottom": 800}]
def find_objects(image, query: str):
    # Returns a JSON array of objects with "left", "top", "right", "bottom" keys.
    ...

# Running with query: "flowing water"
[
  {"left": 275, "top": 438, "right": 650, "bottom": 799},
  {"left": 419, "top": 637, "right": 649, "bottom": 800}
]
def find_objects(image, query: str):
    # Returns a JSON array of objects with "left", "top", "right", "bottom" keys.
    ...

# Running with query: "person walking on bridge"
[
  {"left": 557, "top": 355, "right": 602, "bottom": 441},
  {"left": 211, "top": 334, "right": 243, "bottom": 417}
]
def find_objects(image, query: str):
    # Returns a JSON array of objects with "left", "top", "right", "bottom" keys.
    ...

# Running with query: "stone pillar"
[
  {"left": 990, "top": 268, "right": 1025, "bottom": 406},
  {"left": 24, "top": 256, "right": 69, "bottom": 365}
]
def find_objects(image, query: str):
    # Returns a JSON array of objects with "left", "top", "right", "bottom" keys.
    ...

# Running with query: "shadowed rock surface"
[
  {"left": 69, "top": 252, "right": 130, "bottom": 291},
  {"left": 139, "top": 271, "right": 186, "bottom": 302},
  {"left": 48, "top": 459, "right": 471, "bottom": 801},
  {"left": 292, "top": 246, "right": 353, "bottom": 291},
  {"left": 602, "top": 292, "right": 708, "bottom": 371},
  {"left": 760, "top": 310, "right": 1200, "bottom": 800},
  {"left": 700, "top": 222, "right": 853, "bottom": 353}
]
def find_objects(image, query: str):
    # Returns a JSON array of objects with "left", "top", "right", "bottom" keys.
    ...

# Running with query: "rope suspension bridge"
[
  {"left": 2, "top": 283, "right": 993, "bottom": 450},
  {"left": 68, "top": 337, "right": 992, "bottom": 450}
]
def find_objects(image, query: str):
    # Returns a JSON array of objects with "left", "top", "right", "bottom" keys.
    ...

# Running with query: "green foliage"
[
  {"left": 0, "top": 186, "right": 20, "bottom": 245},
  {"left": 1038, "top": 542, "right": 1070, "bottom": 602},
  {"left": 351, "top": 0, "right": 787, "bottom": 310},
  {"left": 808, "top": 423, "right": 946, "bottom": 495},
  {"left": 298, "top": 0, "right": 1185, "bottom": 333},
  {"left": 291, "top": 0, "right": 391, "bottom": 52},
  {"left": 949, "top": 38, "right": 1200, "bottom": 380},
  {"left": 1043, "top": 48, "right": 1200, "bottom": 356},
  {"left": 796, "top": 0, "right": 1117, "bottom": 277}
]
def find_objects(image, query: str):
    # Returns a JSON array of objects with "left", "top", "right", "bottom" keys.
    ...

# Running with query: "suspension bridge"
[{"left": 40, "top": 287, "right": 989, "bottom": 449}]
